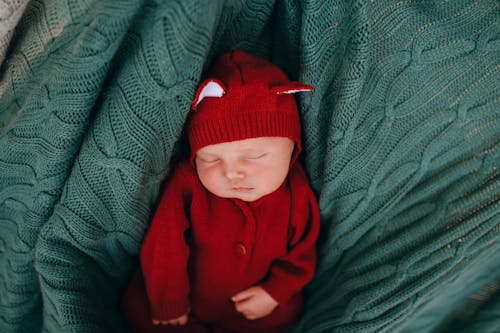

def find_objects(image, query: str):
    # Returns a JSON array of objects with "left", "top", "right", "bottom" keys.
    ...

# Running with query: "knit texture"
[
  {"left": 188, "top": 50, "right": 310, "bottom": 161},
  {"left": 0, "top": 1, "right": 498, "bottom": 333},
  {"left": 0, "top": 0, "right": 29, "bottom": 64}
]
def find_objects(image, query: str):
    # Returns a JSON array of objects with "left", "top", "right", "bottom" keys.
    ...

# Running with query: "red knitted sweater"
[{"left": 140, "top": 159, "right": 320, "bottom": 322}]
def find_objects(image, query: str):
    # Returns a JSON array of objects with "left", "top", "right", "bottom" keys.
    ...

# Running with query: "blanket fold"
[{"left": 1, "top": 0, "right": 498, "bottom": 332}]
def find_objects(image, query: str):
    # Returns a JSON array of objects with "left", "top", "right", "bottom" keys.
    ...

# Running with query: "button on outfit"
[{"left": 234, "top": 242, "right": 247, "bottom": 256}]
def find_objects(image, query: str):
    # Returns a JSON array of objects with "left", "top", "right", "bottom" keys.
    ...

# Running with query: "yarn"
[{"left": 0, "top": 0, "right": 498, "bottom": 332}]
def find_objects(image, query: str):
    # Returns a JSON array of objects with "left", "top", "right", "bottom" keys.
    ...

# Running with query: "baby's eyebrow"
[
  {"left": 240, "top": 151, "right": 264, "bottom": 157},
  {"left": 240, "top": 147, "right": 265, "bottom": 154},
  {"left": 196, "top": 152, "right": 219, "bottom": 158}
]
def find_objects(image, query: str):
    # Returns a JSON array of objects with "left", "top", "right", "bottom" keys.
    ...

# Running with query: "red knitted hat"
[{"left": 188, "top": 50, "right": 313, "bottom": 162}]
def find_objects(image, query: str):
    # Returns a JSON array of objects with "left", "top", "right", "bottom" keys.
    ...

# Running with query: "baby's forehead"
[{"left": 196, "top": 137, "right": 293, "bottom": 154}]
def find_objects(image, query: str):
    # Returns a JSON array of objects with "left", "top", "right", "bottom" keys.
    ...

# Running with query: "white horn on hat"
[
  {"left": 191, "top": 79, "right": 227, "bottom": 110},
  {"left": 271, "top": 82, "right": 314, "bottom": 95}
]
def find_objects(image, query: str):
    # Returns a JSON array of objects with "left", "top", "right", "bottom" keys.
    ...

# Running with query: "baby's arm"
[
  {"left": 259, "top": 165, "right": 321, "bottom": 306},
  {"left": 140, "top": 163, "right": 193, "bottom": 323}
]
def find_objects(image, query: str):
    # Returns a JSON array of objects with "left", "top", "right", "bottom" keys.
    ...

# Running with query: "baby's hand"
[
  {"left": 231, "top": 286, "right": 278, "bottom": 320},
  {"left": 152, "top": 310, "right": 189, "bottom": 326}
]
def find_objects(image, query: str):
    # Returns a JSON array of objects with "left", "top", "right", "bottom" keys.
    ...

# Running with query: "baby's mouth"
[{"left": 232, "top": 187, "right": 254, "bottom": 192}]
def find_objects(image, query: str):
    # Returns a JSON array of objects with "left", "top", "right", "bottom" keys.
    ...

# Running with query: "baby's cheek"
[
  {"left": 198, "top": 169, "right": 222, "bottom": 193},
  {"left": 253, "top": 175, "right": 277, "bottom": 196},
  {"left": 261, "top": 163, "right": 288, "bottom": 185}
]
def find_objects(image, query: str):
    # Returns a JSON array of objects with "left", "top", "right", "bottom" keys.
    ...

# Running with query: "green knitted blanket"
[{"left": 1, "top": 1, "right": 499, "bottom": 332}]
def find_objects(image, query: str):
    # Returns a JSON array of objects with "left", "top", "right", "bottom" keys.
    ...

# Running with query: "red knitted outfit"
[
  {"left": 121, "top": 50, "right": 319, "bottom": 332},
  {"left": 122, "top": 159, "right": 319, "bottom": 333}
]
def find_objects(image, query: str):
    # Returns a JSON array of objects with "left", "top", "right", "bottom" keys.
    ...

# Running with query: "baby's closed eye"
[
  {"left": 243, "top": 153, "right": 268, "bottom": 160},
  {"left": 199, "top": 157, "right": 220, "bottom": 163}
]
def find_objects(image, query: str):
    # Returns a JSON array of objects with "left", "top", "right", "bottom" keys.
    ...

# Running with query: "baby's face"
[{"left": 195, "top": 137, "right": 295, "bottom": 202}]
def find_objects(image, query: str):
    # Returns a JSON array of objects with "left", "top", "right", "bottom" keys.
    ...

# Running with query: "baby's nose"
[{"left": 225, "top": 166, "right": 244, "bottom": 180}]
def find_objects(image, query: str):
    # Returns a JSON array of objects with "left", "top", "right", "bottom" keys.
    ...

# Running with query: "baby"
[{"left": 122, "top": 50, "right": 320, "bottom": 333}]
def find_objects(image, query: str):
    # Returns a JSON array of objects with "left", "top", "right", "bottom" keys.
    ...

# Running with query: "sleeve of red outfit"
[
  {"left": 140, "top": 162, "right": 193, "bottom": 321},
  {"left": 260, "top": 164, "right": 321, "bottom": 305}
]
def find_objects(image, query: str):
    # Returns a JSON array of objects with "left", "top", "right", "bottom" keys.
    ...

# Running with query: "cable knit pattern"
[
  {"left": 0, "top": 1, "right": 498, "bottom": 333},
  {"left": 0, "top": 0, "right": 29, "bottom": 64}
]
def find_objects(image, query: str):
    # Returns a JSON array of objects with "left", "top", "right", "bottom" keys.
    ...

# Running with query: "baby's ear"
[
  {"left": 271, "top": 82, "right": 313, "bottom": 95},
  {"left": 191, "top": 79, "right": 227, "bottom": 110}
]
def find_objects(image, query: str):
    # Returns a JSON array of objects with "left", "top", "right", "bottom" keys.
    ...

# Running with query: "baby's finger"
[
  {"left": 234, "top": 297, "right": 253, "bottom": 314},
  {"left": 172, "top": 318, "right": 185, "bottom": 325},
  {"left": 231, "top": 289, "right": 254, "bottom": 302}
]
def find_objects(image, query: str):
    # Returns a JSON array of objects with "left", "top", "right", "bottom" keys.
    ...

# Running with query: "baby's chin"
[
  {"left": 233, "top": 193, "right": 263, "bottom": 202},
  {"left": 224, "top": 192, "right": 262, "bottom": 202},
  {"left": 217, "top": 188, "right": 270, "bottom": 202}
]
